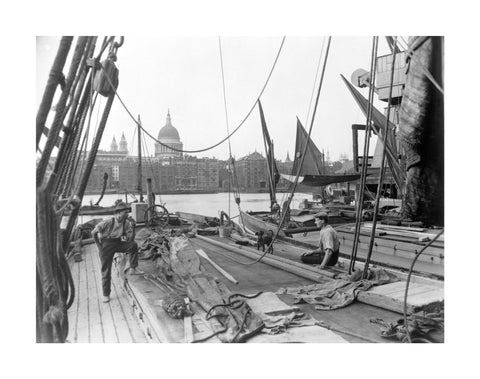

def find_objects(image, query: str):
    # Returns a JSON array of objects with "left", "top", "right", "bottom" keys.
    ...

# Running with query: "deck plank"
[
  {"left": 89, "top": 247, "right": 119, "bottom": 343},
  {"left": 67, "top": 243, "right": 148, "bottom": 343},
  {"left": 357, "top": 281, "right": 444, "bottom": 313},
  {"left": 85, "top": 247, "right": 104, "bottom": 342},
  {"left": 190, "top": 238, "right": 312, "bottom": 294},
  {"left": 67, "top": 258, "right": 81, "bottom": 342},
  {"left": 75, "top": 254, "right": 90, "bottom": 343},
  {"left": 109, "top": 255, "right": 149, "bottom": 343}
]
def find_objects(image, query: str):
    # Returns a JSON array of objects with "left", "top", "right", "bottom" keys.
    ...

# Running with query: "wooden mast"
[{"left": 137, "top": 114, "right": 144, "bottom": 202}]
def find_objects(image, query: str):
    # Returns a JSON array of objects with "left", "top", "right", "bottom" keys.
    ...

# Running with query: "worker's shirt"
[
  {"left": 92, "top": 217, "right": 133, "bottom": 240},
  {"left": 319, "top": 225, "right": 340, "bottom": 253}
]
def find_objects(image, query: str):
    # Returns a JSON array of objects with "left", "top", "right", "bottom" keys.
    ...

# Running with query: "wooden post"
[
  {"left": 146, "top": 177, "right": 154, "bottom": 220},
  {"left": 137, "top": 115, "right": 144, "bottom": 202}
]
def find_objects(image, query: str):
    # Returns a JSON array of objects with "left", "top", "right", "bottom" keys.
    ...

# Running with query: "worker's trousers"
[{"left": 99, "top": 238, "right": 139, "bottom": 296}]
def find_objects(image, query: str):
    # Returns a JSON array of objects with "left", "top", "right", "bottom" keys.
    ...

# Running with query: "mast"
[{"left": 137, "top": 114, "right": 144, "bottom": 202}]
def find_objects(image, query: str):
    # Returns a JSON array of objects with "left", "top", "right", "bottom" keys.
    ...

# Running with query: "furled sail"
[
  {"left": 398, "top": 37, "right": 444, "bottom": 226},
  {"left": 341, "top": 74, "right": 404, "bottom": 189},
  {"left": 258, "top": 100, "right": 279, "bottom": 207},
  {"left": 281, "top": 118, "right": 362, "bottom": 186}
]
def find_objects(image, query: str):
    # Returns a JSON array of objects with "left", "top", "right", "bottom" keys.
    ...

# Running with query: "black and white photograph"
[
  {"left": 35, "top": 34, "right": 445, "bottom": 345},
  {"left": 3, "top": 1, "right": 478, "bottom": 378}
]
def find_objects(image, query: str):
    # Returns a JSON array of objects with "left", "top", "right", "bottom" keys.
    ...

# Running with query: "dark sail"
[
  {"left": 398, "top": 37, "right": 444, "bottom": 226},
  {"left": 341, "top": 74, "right": 404, "bottom": 189},
  {"left": 258, "top": 100, "right": 279, "bottom": 206},
  {"left": 283, "top": 119, "right": 362, "bottom": 186},
  {"left": 291, "top": 118, "right": 324, "bottom": 176}
]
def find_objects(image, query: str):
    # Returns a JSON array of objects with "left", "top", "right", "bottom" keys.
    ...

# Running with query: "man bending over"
[{"left": 92, "top": 202, "right": 144, "bottom": 303}]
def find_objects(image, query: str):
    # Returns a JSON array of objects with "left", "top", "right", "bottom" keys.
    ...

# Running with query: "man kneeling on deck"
[
  {"left": 301, "top": 212, "right": 339, "bottom": 269},
  {"left": 92, "top": 202, "right": 144, "bottom": 303}
]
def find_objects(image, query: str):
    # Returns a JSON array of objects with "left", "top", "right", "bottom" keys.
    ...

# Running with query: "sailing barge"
[{"left": 37, "top": 36, "right": 444, "bottom": 343}]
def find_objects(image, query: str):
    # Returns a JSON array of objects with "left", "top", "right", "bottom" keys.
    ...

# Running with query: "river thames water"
[{"left": 79, "top": 191, "right": 314, "bottom": 223}]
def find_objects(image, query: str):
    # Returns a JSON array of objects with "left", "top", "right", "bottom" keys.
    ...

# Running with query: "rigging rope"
[
  {"left": 56, "top": 38, "right": 98, "bottom": 197},
  {"left": 305, "top": 37, "right": 326, "bottom": 127},
  {"left": 36, "top": 37, "right": 73, "bottom": 150},
  {"left": 218, "top": 37, "right": 234, "bottom": 219},
  {"left": 236, "top": 37, "right": 332, "bottom": 266},
  {"left": 141, "top": 129, "right": 162, "bottom": 202},
  {"left": 349, "top": 36, "right": 379, "bottom": 274},
  {"left": 362, "top": 36, "right": 398, "bottom": 279},
  {"left": 102, "top": 37, "right": 286, "bottom": 154},
  {"left": 37, "top": 37, "right": 89, "bottom": 187}
]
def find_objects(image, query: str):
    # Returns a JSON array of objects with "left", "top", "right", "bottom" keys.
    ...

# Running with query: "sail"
[
  {"left": 280, "top": 173, "right": 362, "bottom": 187},
  {"left": 398, "top": 37, "right": 444, "bottom": 226},
  {"left": 291, "top": 118, "right": 324, "bottom": 176},
  {"left": 258, "top": 100, "right": 279, "bottom": 205},
  {"left": 340, "top": 74, "right": 404, "bottom": 189},
  {"left": 285, "top": 118, "right": 362, "bottom": 187}
]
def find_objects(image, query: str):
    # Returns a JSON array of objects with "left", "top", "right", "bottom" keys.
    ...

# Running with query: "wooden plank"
[
  {"left": 361, "top": 224, "right": 444, "bottom": 242},
  {"left": 75, "top": 251, "right": 90, "bottom": 343},
  {"left": 339, "top": 232, "right": 444, "bottom": 260},
  {"left": 196, "top": 248, "right": 238, "bottom": 284},
  {"left": 224, "top": 240, "right": 335, "bottom": 276},
  {"left": 405, "top": 291, "right": 444, "bottom": 307},
  {"left": 124, "top": 276, "right": 176, "bottom": 342},
  {"left": 89, "top": 247, "right": 119, "bottom": 343},
  {"left": 67, "top": 259, "right": 82, "bottom": 342},
  {"left": 109, "top": 258, "right": 148, "bottom": 342},
  {"left": 85, "top": 247, "right": 104, "bottom": 343},
  {"left": 192, "top": 238, "right": 315, "bottom": 295},
  {"left": 364, "top": 222, "right": 427, "bottom": 232},
  {"left": 357, "top": 282, "right": 444, "bottom": 314},
  {"left": 196, "top": 235, "right": 333, "bottom": 281},
  {"left": 340, "top": 240, "right": 444, "bottom": 268},
  {"left": 366, "top": 282, "right": 433, "bottom": 297},
  {"left": 85, "top": 243, "right": 141, "bottom": 343}
]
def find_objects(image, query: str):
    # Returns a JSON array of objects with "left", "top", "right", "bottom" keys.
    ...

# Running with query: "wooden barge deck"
[
  {"left": 67, "top": 228, "right": 443, "bottom": 343},
  {"left": 67, "top": 243, "right": 148, "bottom": 343}
]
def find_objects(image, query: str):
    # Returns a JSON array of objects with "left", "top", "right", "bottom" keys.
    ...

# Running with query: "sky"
[{"left": 36, "top": 36, "right": 397, "bottom": 162}]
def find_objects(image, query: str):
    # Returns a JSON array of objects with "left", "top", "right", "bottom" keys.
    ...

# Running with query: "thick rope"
[
  {"left": 37, "top": 37, "right": 88, "bottom": 187},
  {"left": 103, "top": 37, "right": 286, "bottom": 154},
  {"left": 37, "top": 37, "right": 73, "bottom": 149},
  {"left": 62, "top": 92, "right": 116, "bottom": 249},
  {"left": 55, "top": 38, "right": 98, "bottom": 196}
]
